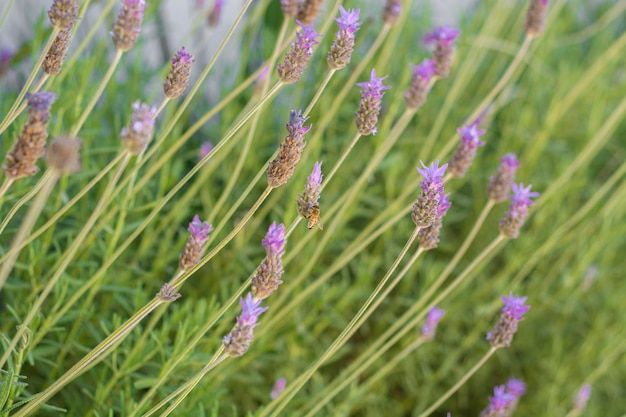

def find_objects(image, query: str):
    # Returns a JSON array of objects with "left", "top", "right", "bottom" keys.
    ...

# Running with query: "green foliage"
[{"left": 0, "top": 0, "right": 625, "bottom": 416}]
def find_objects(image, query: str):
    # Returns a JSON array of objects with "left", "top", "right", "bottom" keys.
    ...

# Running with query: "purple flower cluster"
[
  {"left": 3, "top": 92, "right": 58, "bottom": 179},
  {"left": 573, "top": 384, "right": 591, "bottom": 413},
  {"left": 354, "top": 68, "right": 391, "bottom": 135},
  {"left": 404, "top": 59, "right": 437, "bottom": 109},
  {"left": 276, "top": 21, "right": 322, "bottom": 84},
  {"left": 327, "top": 7, "right": 360, "bottom": 70},
  {"left": 48, "top": 0, "right": 79, "bottom": 31},
  {"left": 163, "top": 47, "right": 195, "bottom": 99},
  {"left": 121, "top": 101, "right": 157, "bottom": 154},
  {"left": 448, "top": 119, "right": 486, "bottom": 178},
  {"left": 208, "top": 0, "right": 224, "bottom": 27},
  {"left": 223, "top": 293, "right": 269, "bottom": 356},
  {"left": 267, "top": 110, "right": 311, "bottom": 188},
  {"left": 252, "top": 222, "right": 287, "bottom": 300},
  {"left": 487, "top": 293, "right": 530, "bottom": 348},
  {"left": 420, "top": 307, "right": 445, "bottom": 341},
  {"left": 270, "top": 377, "right": 287, "bottom": 399},
  {"left": 423, "top": 26, "right": 461, "bottom": 78},
  {"left": 383, "top": 0, "right": 402, "bottom": 25},
  {"left": 411, "top": 161, "right": 448, "bottom": 228},
  {"left": 297, "top": 162, "right": 323, "bottom": 229},
  {"left": 488, "top": 153, "right": 520, "bottom": 202},
  {"left": 111, "top": 0, "right": 146, "bottom": 51},
  {"left": 499, "top": 183, "right": 540, "bottom": 238},
  {"left": 480, "top": 379, "right": 526, "bottom": 417},
  {"left": 179, "top": 215, "right": 213, "bottom": 271}
]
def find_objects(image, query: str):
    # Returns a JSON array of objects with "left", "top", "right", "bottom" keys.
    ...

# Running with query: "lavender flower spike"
[
  {"left": 355, "top": 68, "right": 391, "bottom": 135},
  {"left": 573, "top": 384, "right": 591, "bottom": 414},
  {"left": 411, "top": 161, "right": 447, "bottom": 228},
  {"left": 163, "top": 47, "right": 195, "bottom": 99},
  {"left": 525, "top": 0, "right": 549, "bottom": 38},
  {"left": 121, "top": 101, "right": 157, "bottom": 154},
  {"left": 327, "top": 7, "right": 360, "bottom": 70},
  {"left": 3, "top": 92, "right": 57, "bottom": 179},
  {"left": 487, "top": 293, "right": 530, "bottom": 348},
  {"left": 499, "top": 183, "right": 540, "bottom": 238},
  {"left": 179, "top": 215, "right": 213, "bottom": 271},
  {"left": 383, "top": 0, "right": 401, "bottom": 25},
  {"left": 296, "top": 0, "right": 324, "bottom": 26},
  {"left": 423, "top": 25, "right": 461, "bottom": 78},
  {"left": 488, "top": 153, "right": 520, "bottom": 202},
  {"left": 276, "top": 21, "right": 322, "bottom": 84},
  {"left": 404, "top": 59, "right": 437, "bottom": 109},
  {"left": 421, "top": 307, "right": 445, "bottom": 341},
  {"left": 48, "top": 0, "right": 79, "bottom": 31},
  {"left": 267, "top": 110, "right": 311, "bottom": 187},
  {"left": 503, "top": 378, "right": 526, "bottom": 416},
  {"left": 297, "top": 162, "right": 323, "bottom": 229},
  {"left": 208, "top": 0, "right": 224, "bottom": 27},
  {"left": 270, "top": 377, "right": 287, "bottom": 399},
  {"left": 43, "top": 27, "right": 74, "bottom": 75},
  {"left": 252, "top": 222, "right": 286, "bottom": 300},
  {"left": 281, "top": 0, "right": 299, "bottom": 18},
  {"left": 111, "top": 0, "right": 146, "bottom": 51},
  {"left": 448, "top": 119, "right": 486, "bottom": 178},
  {"left": 418, "top": 192, "right": 451, "bottom": 250},
  {"left": 480, "top": 385, "right": 515, "bottom": 417},
  {"left": 223, "top": 292, "right": 269, "bottom": 357}
]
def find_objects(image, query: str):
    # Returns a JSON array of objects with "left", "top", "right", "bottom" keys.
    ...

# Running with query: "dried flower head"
[
  {"left": 48, "top": 0, "right": 79, "bottom": 31},
  {"left": 383, "top": 0, "right": 401, "bottom": 25},
  {"left": 121, "top": 101, "right": 157, "bottom": 154},
  {"left": 448, "top": 119, "right": 486, "bottom": 178},
  {"left": 573, "top": 384, "right": 591, "bottom": 413},
  {"left": 179, "top": 215, "right": 213, "bottom": 271},
  {"left": 418, "top": 192, "right": 451, "bottom": 250},
  {"left": 111, "top": 0, "right": 146, "bottom": 51},
  {"left": 421, "top": 307, "right": 445, "bottom": 341},
  {"left": 276, "top": 21, "right": 322, "bottom": 84},
  {"left": 480, "top": 385, "right": 515, "bottom": 417},
  {"left": 488, "top": 153, "right": 520, "bottom": 202},
  {"left": 163, "top": 47, "right": 195, "bottom": 99},
  {"left": 252, "top": 222, "right": 286, "bottom": 300},
  {"left": 222, "top": 293, "right": 269, "bottom": 357},
  {"left": 297, "top": 162, "right": 323, "bottom": 229},
  {"left": 327, "top": 6, "right": 360, "bottom": 70},
  {"left": 355, "top": 68, "right": 391, "bottom": 135},
  {"left": 487, "top": 293, "right": 530, "bottom": 348},
  {"left": 46, "top": 135, "right": 82, "bottom": 174},
  {"left": 156, "top": 283, "right": 182, "bottom": 302},
  {"left": 267, "top": 110, "right": 311, "bottom": 187},
  {"left": 270, "top": 377, "right": 287, "bottom": 399},
  {"left": 525, "top": 0, "right": 549, "bottom": 38},
  {"left": 411, "top": 161, "right": 447, "bottom": 228},
  {"left": 280, "top": 0, "right": 299, "bottom": 18},
  {"left": 208, "top": 0, "right": 224, "bottom": 27},
  {"left": 499, "top": 183, "right": 540, "bottom": 238},
  {"left": 404, "top": 59, "right": 437, "bottom": 109},
  {"left": 42, "top": 28, "right": 74, "bottom": 75},
  {"left": 423, "top": 25, "right": 461, "bottom": 78},
  {"left": 296, "top": 0, "right": 323, "bottom": 25},
  {"left": 3, "top": 92, "right": 57, "bottom": 180}
]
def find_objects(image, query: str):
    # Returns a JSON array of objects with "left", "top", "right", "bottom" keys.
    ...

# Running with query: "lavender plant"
[{"left": 0, "top": 0, "right": 624, "bottom": 416}]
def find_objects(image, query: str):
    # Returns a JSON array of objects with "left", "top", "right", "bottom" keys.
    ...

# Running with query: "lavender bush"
[{"left": 0, "top": 0, "right": 624, "bottom": 416}]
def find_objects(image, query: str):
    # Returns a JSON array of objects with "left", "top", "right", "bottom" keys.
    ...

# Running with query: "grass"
[{"left": 0, "top": 0, "right": 625, "bottom": 415}]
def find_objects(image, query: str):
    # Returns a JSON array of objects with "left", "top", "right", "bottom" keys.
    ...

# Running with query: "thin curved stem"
[
  {"left": 418, "top": 348, "right": 498, "bottom": 417},
  {"left": 0, "top": 171, "right": 53, "bottom": 235},
  {"left": 0, "top": 171, "right": 58, "bottom": 291},
  {"left": 0, "top": 28, "right": 60, "bottom": 134},
  {"left": 69, "top": 49, "right": 123, "bottom": 137}
]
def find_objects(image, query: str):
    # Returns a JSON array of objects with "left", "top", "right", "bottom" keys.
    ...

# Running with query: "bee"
[{"left": 307, "top": 204, "right": 323, "bottom": 230}]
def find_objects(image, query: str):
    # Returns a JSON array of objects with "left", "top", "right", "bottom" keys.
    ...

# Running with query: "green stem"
[
  {"left": 261, "top": 227, "right": 422, "bottom": 417},
  {"left": 0, "top": 171, "right": 58, "bottom": 293},
  {"left": 0, "top": 153, "right": 131, "bottom": 370},
  {"left": 417, "top": 347, "right": 498, "bottom": 417},
  {"left": 304, "top": 69, "right": 335, "bottom": 117},
  {"left": 69, "top": 49, "right": 123, "bottom": 137},
  {"left": 0, "top": 28, "right": 60, "bottom": 134}
]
